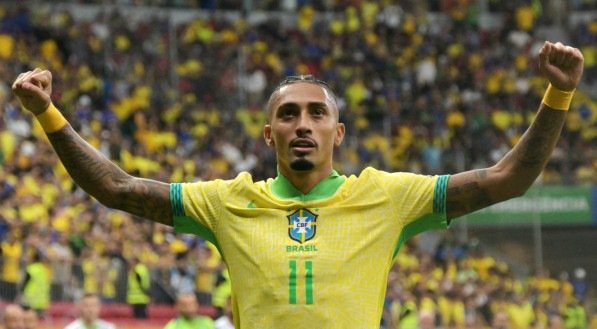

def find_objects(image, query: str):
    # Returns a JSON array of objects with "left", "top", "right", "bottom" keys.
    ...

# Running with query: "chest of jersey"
[
  {"left": 213, "top": 189, "right": 402, "bottom": 327},
  {"left": 175, "top": 169, "right": 442, "bottom": 328}
]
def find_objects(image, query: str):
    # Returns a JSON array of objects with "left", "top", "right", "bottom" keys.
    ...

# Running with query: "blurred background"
[{"left": 0, "top": 0, "right": 595, "bottom": 328}]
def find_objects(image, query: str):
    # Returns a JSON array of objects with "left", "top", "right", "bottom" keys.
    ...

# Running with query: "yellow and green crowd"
[{"left": 0, "top": 1, "right": 595, "bottom": 328}]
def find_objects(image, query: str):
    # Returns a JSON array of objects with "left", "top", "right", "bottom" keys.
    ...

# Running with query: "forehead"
[
  {"left": 5, "top": 307, "right": 23, "bottom": 318},
  {"left": 178, "top": 294, "right": 197, "bottom": 303},
  {"left": 271, "top": 82, "right": 334, "bottom": 110},
  {"left": 81, "top": 296, "right": 100, "bottom": 305}
]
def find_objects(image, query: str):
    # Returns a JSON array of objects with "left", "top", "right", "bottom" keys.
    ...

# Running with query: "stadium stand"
[{"left": 0, "top": 1, "right": 595, "bottom": 328}]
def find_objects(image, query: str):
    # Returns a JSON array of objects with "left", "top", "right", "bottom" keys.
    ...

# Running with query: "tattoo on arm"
[
  {"left": 119, "top": 178, "right": 172, "bottom": 225},
  {"left": 506, "top": 106, "right": 566, "bottom": 170},
  {"left": 47, "top": 125, "right": 172, "bottom": 225},
  {"left": 447, "top": 169, "right": 492, "bottom": 218},
  {"left": 446, "top": 105, "right": 567, "bottom": 220}
]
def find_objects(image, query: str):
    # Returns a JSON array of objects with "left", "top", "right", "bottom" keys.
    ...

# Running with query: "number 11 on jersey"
[{"left": 289, "top": 259, "right": 313, "bottom": 304}]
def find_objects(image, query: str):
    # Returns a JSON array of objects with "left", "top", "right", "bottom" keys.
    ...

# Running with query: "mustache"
[{"left": 289, "top": 137, "right": 317, "bottom": 147}]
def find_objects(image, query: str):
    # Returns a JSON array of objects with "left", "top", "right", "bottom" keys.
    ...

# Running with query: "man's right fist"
[{"left": 12, "top": 68, "right": 53, "bottom": 115}]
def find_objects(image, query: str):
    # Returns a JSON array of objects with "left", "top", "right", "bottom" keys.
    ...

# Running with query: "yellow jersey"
[
  {"left": 1, "top": 241, "right": 22, "bottom": 283},
  {"left": 171, "top": 167, "right": 449, "bottom": 329}
]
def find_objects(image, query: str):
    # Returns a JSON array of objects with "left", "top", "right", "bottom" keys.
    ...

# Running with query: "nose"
[{"left": 295, "top": 111, "right": 312, "bottom": 136}]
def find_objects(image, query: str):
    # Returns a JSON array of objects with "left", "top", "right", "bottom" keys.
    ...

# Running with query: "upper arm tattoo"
[
  {"left": 120, "top": 178, "right": 172, "bottom": 226},
  {"left": 446, "top": 169, "right": 493, "bottom": 219}
]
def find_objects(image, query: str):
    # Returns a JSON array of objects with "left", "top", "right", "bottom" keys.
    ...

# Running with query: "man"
[
  {"left": 213, "top": 296, "right": 233, "bottom": 329},
  {"left": 64, "top": 293, "right": 116, "bottom": 329},
  {"left": 2, "top": 304, "right": 25, "bottom": 329},
  {"left": 0, "top": 229, "right": 23, "bottom": 301},
  {"left": 21, "top": 250, "right": 50, "bottom": 317},
  {"left": 22, "top": 306, "right": 39, "bottom": 329},
  {"left": 12, "top": 41, "right": 583, "bottom": 328},
  {"left": 164, "top": 293, "right": 214, "bottom": 329},
  {"left": 170, "top": 252, "right": 196, "bottom": 296},
  {"left": 126, "top": 257, "right": 150, "bottom": 319}
]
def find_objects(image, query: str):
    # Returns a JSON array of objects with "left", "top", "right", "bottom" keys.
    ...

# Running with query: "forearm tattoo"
[
  {"left": 47, "top": 126, "right": 172, "bottom": 225},
  {"left": 446, "top": 106, "right": 566, "bottom": 219},
  {"left": 507, "top": 106, "right": 566, "bottom": 170}
]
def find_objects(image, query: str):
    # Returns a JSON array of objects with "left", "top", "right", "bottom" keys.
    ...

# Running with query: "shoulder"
[
  {"left": 197, "top": 315, "right": 215, "bottom": 322},
  {"left": 348, "top": 167, "right": 383, "bottom": 182},
  {"left": 98, "top": 320, "right": 117, "bottom": 329},
  {"left": 219, "top": 172, "right": 264, "bottom": 197},
  {"left": 230, "top": 171, "right": 258, "bottom": 187},
  {"left": 135, "top": 263, "right": 149, "bottom": 271},
  {"left": 163, "top": 319, "right": 176, "bottom": 329},
  {"left": 352, "top": 167, "right": 442, "bottom": 194},
  {"left": 176, "top": 172, "right": 259, "bottom": 205},
  {"left": 181, "top": 171, "right": 257, "bottom": 190},
  {"left": 195, "top": 316, "right": 215, "bottom": 328},
  {"left": 354, "top": 167, "right": 429, "bottom": 183},
  {"left": 64, "top": 320, "right": 81, "bottom": 329},
  {"left": 358, "top": 167, "right": 382, "bottom": 177}
]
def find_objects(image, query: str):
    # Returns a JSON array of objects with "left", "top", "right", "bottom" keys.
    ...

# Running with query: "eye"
[
  {"left": 278, "top": 107, "right": 297, "bottom": 120},
  {"left": 311, "top": 106, "right": 326, "bottom": 117}
]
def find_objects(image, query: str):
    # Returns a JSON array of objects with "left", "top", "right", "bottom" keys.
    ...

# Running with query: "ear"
[
  {"left": 334, "top": 123, "right": 345, "bottom": 146},
  {"left": 263, "top": 124, "right": 274, "bottom": 147}
]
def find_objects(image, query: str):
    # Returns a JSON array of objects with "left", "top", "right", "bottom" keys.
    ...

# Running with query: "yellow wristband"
[
  {"left": 36, "top": 103, "right": 68, "bottom": 133},
  {"left": 541, "top": 84, "right": 575, "bottom": 111}
]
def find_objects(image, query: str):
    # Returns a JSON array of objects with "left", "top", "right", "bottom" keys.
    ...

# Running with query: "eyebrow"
[{"left": 276, "top": 102, "right": 330, "bottom": 113}]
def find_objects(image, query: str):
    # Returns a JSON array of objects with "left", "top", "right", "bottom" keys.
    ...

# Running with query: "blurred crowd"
[
  {"left": 382, "top": 235, "right": 593, "bottom": 328},
  {"left": 0, "top": 0, "right": 595, "bottom": 328},
  {"left": 54, "top": 0, "right": 597, "bottom": 12}
]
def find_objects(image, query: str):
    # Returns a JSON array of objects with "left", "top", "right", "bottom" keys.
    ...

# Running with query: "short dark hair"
[
  {"left": 274, "top": 75, "right": 334, "bottom": 94},
  {"left": 266, "top": 75, "right": 338, "bottom": 121}
]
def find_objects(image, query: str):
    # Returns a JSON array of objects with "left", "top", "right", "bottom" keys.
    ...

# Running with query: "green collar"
[{"left": 271, "top": 169, "right": 346, "bottom": 201}]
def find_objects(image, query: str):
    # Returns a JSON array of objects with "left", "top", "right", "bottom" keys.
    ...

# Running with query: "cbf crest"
[{"left": 287, "top": 209, "right": 317, "bottom": 244}]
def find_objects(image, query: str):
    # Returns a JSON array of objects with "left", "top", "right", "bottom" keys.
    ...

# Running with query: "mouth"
[{"left": 290, "top": 138, "right": 316, "bottom": 155}]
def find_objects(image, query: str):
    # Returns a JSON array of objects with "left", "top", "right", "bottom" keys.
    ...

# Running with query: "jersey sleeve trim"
[
  {"left": 433, "top": 175, "right": 449, "bottom": 215},
  {"left": 170, "top": 183, "right": 185, "bottom": 217},
  {"left": 170, "top": 183, "right": 224, "bottom": 260},
  {"left": 391, "top": 175, "right": 450, "bottom": 259}
]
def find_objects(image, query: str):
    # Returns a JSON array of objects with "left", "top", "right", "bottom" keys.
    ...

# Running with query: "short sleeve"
[
  {"left": 370, "top": 170, "right": 449, "bottom": 227},
  {"left": 372, "top": 170, "right": 450, "bottom": 259},
  {"left": 170, "top": 180, "right": 226, "bottom": 244}
]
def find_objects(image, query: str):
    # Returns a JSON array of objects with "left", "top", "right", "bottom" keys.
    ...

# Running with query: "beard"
[{"left": 290, "top": 158, "right": 315, "bottom": 171}]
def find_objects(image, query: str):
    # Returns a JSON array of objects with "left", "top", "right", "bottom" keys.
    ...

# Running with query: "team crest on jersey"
[{"left": 287, "top": 209, "right": 317, "bottom": 244}]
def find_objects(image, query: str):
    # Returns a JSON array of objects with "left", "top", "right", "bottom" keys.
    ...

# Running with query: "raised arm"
[
  {"left": 12, "top": 69, "right": 172, "bottom": 226},
  {"left": 446, "top": 41, "right": 584, "bottom": 220}
]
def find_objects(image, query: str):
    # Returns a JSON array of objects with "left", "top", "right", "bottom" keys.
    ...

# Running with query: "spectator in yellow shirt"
[{"left": 0, "top": 229, "right": 23, "bottom": 301}]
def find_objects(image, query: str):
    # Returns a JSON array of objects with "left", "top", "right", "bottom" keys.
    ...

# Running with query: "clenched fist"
[
  {"left": 12, "top": 68, "right": 53, "bottom": 115},
  {"left": 539, "top": 41, "right": 584, "bottom": 91}
]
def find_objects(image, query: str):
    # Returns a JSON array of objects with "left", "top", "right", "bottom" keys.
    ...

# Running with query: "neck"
[
  {"left": 279, "top": 166, "right": 333, "bottom": 194},
  {"left": 82, "top": 318, "right": 95, "bottom": 327}
]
